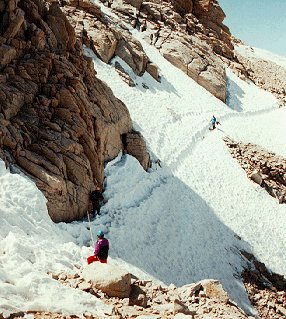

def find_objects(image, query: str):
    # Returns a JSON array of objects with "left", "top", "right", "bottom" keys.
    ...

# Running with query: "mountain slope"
[{"left": 1, "top": 0, "right": 286, "bottom": 318}]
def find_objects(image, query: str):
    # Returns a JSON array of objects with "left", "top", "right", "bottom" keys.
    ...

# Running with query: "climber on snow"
[
  {"left": 94, "top": 230, "right": 109, "bottom": 263},
  {"left": 90, "top": 185, "right": 104, "bottom": 216},
  {"left": 87, "top": 230, "right": 109, "bottom": 264},
  {"left": 210, "top": 115, "right": 220, "bottom": 130}
]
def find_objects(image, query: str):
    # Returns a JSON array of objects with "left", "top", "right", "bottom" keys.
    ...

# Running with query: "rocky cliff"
[
  {"left": 0, "top": 0, "right": 284, "bottom": 222},
  {"left": 224, "top": 137, "right": 286, "bottom": 204},
  {"left": 95, "top": 0, "right": 234, "bottom": 101},
  {"left": 0, "top": 0, "right": 135, "bottom": 222},
  {"left": 234, "top": 45, "right": 286, "bottom": 106},
  {"left": 0, "top": 0, "right": 236, "bottom": 222}
]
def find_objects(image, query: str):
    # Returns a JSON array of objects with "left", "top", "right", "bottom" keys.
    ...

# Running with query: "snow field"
[
  {"left": 84, "top": 17, "right": 285, "bottom": 314},
  {"left": 0, "top": 161, "right": 111, "bottom": 317}
]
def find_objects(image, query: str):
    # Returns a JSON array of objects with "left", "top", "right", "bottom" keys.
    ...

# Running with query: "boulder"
[
  {"left": 161, "top": 36, "right": 226, "bottom": 101},
  {"left": 173, "top": 299, "right": 196, "bottom": 316},
  {"left": 171, "top": 0, "right": 193, "bottom": 16},
  {"left": 46, "top": 3, "right": 76, "bottom": 50},
  {"left": 115, "top": 61, "right": 136, "bottom": 87},
  {"left": 3, "top": 10, "right": 25, "bottom": 39},
  {"left": 146, "top": 62, "right": 160, "bottom": 82},
  {"left": 123, "top": 0, "right": 143, "bottom": 10},
  {"left": 82, "top": 263, "right": 132, "bottom": 298},
  {"left": 224, "top": 138, "right": 286, "bottom": 204},
  {"left": 173, "top": 314, "right": 195, "bottom": 319},
  {"left": 129, "top": 284, "right": 148, "bottom": 308},
  {"left": 178, "top": 282, "right": 201, "bottom": 300},
  {"left": 235, "top": 47, "right": 286, "bottom": 106},
  {"left": 125, "top": 131, "right": 150, "bottom": 170},
  {"left": 200, "top": 279, "right": 229, "bottom": 303},
  {"left": 0, "top": 45, "right": 17, "bottom": 67},
  {"left": 250, "top": 171, "right": 263, "bottom": 185}
]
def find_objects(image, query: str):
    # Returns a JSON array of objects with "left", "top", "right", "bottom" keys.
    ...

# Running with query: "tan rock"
[
  {"left": 129, "top": 284, "right": 148, "bottom": 308},
  {"left": 250, "top": 171, "right": 263, "bottom": 185},
  {"left": 125, "top": 131, "right": 150, "bottom": 170},
  {"left": 173, "top": 299, "right": 196, "bottom": 316},
  {"left": 47, "top": 3, "right": 76, "bottom": 50},
  {"left": 200, "top": 279, "right": 229, "bottom": 303},
  {"left": 78, "top": 281, "right": 92, "bottom": 291},
  {"left": 82, "top": 263, "right": 132, "bottom": 298},
  {"left": 179, "top": 282, "right": 201, "bottom": 300},
  {"left": 146, "top": 62, "right": 160, "bottom": 82},
  {"left": 161, "top": 36, "right": 226, "bottom": 101},
  {"left": 0, "top": 45, "right": 17, "bottom": 67},
  {"left": 235, "top": 47, "right": 286, "bottom": 105}
]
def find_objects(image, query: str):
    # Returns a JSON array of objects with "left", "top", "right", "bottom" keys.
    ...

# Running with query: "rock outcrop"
[
  {"left": 45, "top": 268, "right": 250, "bottom": 319},
  {"left": 234, "top": 46, "right": 286, "bottom": 106},
  {"left": 82, "top": 263, "right": 132, "bottom": 298},
  {"left": 4, "top": 261, "right": 286, "bottom": 319},
  {"left": 97, "top": 0, "right": 234, "bottom": 101},
  {"left": 0, "top": 0, "right": 134, "bottom": 222},
  {"left": 124, "top": 130, "right": 150, "bottom": 171},
  {"left": 61, "top": 0, "right": 157, "bottom": 78},
  {"left": 242, "top": 251, "right": 286, "bottom": 319},
  {"left": 224, "top": 137, "right": 286, "bottom": 203}
]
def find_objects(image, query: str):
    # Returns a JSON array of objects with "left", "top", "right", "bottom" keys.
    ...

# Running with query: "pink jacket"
[{"left": 94, "top": 238, "right": 109, "bottom": 260}]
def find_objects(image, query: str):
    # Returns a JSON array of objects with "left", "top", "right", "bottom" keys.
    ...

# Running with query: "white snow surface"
[{"left": 1, "top": 5, "right": 286, "bottom": 317}]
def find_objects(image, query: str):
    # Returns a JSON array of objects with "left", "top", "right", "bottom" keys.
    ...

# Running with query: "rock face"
[
  {"left": 0, "top": 0, "right": 133, "bottom": 222},
  {"left": 124, "top": 130, "right": 150, "bottom": 171},
  {"left": 234, "top": 47, "right": 286, "bottom": 106},
  {"left": 224, "top": 137, "right": 286, "bottom": 204},
  {"left": 96, "top": 0, "right": 233, "bottom": 101},
  {"left": 62, "top": 0, "right": 153, "bottom": 76},
  {"left": 242, "top": 251, "right": 286, "bottom": 319}
]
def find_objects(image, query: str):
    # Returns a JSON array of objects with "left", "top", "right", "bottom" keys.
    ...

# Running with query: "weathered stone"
[
  {"left": 250, "top": 171, "right": 263, "bottom": 185},
  {"left": 0, "top": 0, "right": 133, "bottom": 223},
  {"left": 225, "top": 138, "right": 286, "bottom": 204},
  {"left": 78, "top": 281, "right": 92, "bottom": 291},
  {"left": 82, "top": 263, "right": 131, "bottom": 298},
  {"left": 178, "top": 282, "right": 202, "bottom": 300},
  {"left": 146, "top": 62, "right": 160, "bottom": 82},
  {"left": 173, "top": 299, "right": 196, "bottom": 316},
  {"left": 129, "top": 285, "right": 148, "bottom": 308},
  {"left": 115, "top": 61, "right": 136, "bottom": 87},
  {"left": 125, "top": 131, "right": 150, "bottom": 170},
  {"left": 3, "top": 11, "right": 25, "bottom": 39},
  {"left": 0, "top": 45, "right": 17, "bottom": 67},
  {"left": 47, "top": 3, "right": 76, "bottom": 50},
  {"left": 200, "top": 279, "right": 229, "bottom": 303},
  {"left": 235, "top": 45, "right": 286, "bottom": 105},
  {"left": 161, "top": 36, "right": 226, "bottom": 101}
]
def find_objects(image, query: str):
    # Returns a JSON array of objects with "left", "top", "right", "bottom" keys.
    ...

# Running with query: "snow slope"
[
  {"left": 0, "top": 161, "right": 112, "bottom": 317},
  {"left": 1, "top": 4, "right": 286, "bottom": 317}
]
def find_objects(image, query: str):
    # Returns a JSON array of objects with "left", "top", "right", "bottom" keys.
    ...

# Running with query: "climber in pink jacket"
[{"left": 93, "top": 230, "right": 109, "bottom": 263}]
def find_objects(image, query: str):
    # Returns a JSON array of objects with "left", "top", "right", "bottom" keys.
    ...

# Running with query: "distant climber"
[
  {"left": 210, "top": 115, "right": 220, "bottom": 130},
  {"left": 94, "top": 230, "right": 109, "bottom": 263},
  {"left": 107, "top": 0, "right": 113, "bottom": 8},
  {"left": 139, "top": 19, "right": 147, "bottom": 32},
  {"left": 90, "top": 185, "right": 104, "bottom": 216},
  {"left": 150, "top": 24, "right": 160, "bottom": 45}
]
